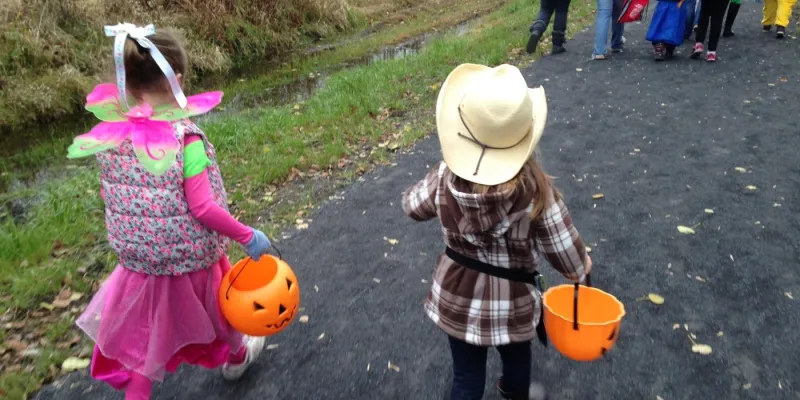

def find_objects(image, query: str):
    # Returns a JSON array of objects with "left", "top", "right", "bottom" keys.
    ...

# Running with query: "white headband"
[{"left": 104, "top": 23, "right": 187, "bottom": 109}]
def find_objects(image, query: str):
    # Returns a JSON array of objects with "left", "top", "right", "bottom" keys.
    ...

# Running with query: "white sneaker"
[{"left": 221, "top": 336, "right": 265, "bottom": 381}]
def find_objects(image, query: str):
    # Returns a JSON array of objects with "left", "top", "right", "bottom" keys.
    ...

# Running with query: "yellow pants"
[{"left": 762, "top": 0, "right": 797, "bottom": 27}]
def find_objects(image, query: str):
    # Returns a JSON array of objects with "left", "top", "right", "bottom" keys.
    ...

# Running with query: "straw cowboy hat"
[{"left": 436, "top": 63, "right": 547, "bottom": 186}]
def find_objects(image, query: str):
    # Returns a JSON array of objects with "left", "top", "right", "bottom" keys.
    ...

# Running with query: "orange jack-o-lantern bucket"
[
  {"left": 219, "top": 249, "right": 300, "bottom": 337},
  {"left": 542, "top": 276, "right": 625, "bottom": 362}
]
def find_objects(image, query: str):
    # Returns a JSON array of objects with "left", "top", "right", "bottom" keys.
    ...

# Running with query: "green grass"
[{"left": 0, "top": 0, "right": 596, "bottom": 397}]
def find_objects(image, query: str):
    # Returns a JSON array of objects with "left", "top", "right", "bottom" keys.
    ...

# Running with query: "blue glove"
[{"left": 243, "top": 228, "right": 271, "bottom": 261}]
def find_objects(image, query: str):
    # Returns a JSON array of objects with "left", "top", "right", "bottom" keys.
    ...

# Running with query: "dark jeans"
[
  {"left": 696, "top": 0, "right": 730, "bottom": 51},
  {"left": 533, "top": 0, "right": 572, "bottom": 44},
  {"left": 448, "top": 336, "right": 532, "bottom": 400}
]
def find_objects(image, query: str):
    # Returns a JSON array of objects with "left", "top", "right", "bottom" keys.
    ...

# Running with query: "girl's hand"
[{"left": 243, "top": 228, "right": 271, "bottom": 261}]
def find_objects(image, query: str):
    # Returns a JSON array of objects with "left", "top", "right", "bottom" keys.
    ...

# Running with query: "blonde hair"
[
  {"left": 122, "top": 29, "right": 187, "bottom": 98},
  {"left": 472, "top": 155, "right": 560, "bottom": 220}
]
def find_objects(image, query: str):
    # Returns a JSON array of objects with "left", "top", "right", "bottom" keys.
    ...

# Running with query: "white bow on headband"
[{"left": 104, "top": 23, "right": 188, "bottom": 109}]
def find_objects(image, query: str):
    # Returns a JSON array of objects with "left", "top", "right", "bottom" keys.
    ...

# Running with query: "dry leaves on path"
[
  {"left": 61, "top": 357, "right": 90, "bottom": 372},
  {"left": 677, "top": 225, "right": 696, "bottom": 234},
  {"left": 592, "top": 193, "right": 604, "bottom": 199},
  {"left": 384, "top": 237, "right": 399, "bottom": 245}
]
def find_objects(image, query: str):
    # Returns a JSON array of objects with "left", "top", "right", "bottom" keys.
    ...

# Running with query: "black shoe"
[
  {"left": 526, "top": 30, "right": 543, "bottom": 54},
  {"left": 776, "top": 26, "right": 786, "bottom": 39},
  {"left": 763, "top": 25, "right": 772, "bottom": 32},
  {"left": 551, "top": 45, "right": 566, "bottom": 55},
  {"left": 723, "top": 30, "right": 734, "bottom": 37}
]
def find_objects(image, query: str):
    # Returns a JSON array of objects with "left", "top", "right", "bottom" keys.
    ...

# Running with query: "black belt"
[{"left": 445, "top": 247, "right": 549, "bottom": 347}]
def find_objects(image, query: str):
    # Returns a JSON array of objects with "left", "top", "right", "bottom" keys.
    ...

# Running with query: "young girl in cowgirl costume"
[
  {"left": 402, "top": 64, "right": 592, "bottom": 400},
  {"left": 68, "top": 24, "right": 271, "bottom": 399}
]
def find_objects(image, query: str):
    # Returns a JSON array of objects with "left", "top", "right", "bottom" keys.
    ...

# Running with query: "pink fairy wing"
[
  {"left": 151, "top": 91, "right": 224, "bottom": 121},
  {"left": 67, "top": 122, "right": 132, "bottom": 159},
  {"left": 130, "top": 121, "right": 181, "bottom": 175},
  {"left": 85, "top": 83, "right": 128, "bottom": 122}
]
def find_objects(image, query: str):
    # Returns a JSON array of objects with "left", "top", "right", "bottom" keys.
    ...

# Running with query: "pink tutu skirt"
[{"left": 77, "top": 256, "right": 243, "bottom": 389}]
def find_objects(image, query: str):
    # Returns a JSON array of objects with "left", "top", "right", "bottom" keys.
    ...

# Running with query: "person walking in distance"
[
  {"left": 592, "top": 0, "right": 625, "bottom": 60},
  {"left": 761, "top": 0, "right": 796, "bottom": 38},
  {"left": 691, "top": 0, "right": 731, "bottom": 62},
  {"left": 722, "top": 0, "right": 741, "bottom": 37},
  {"left": 526, "top": 0, "right": 572, "bottom": 55}
]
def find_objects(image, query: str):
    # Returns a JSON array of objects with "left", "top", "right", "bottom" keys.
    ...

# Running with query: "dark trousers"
[
  {"left": 533, "top": 0, "right": 572, "bottom": 45},
  {"left": 695, "top": 0, "right": 730, "bottom": 51},
  {"left": 448, "top": 336, "right": 532, "bottom": 400}
]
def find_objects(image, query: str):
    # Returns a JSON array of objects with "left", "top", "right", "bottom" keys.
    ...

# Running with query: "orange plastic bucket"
[
  {"left": 219, "top": 248, "right": 300, "bottom": 337},
  {"left": 542, "top": 278, "right": 625, "bottom": 362}
]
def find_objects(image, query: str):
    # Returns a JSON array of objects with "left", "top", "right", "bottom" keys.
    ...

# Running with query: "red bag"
[{"left": 618, "top": 0, "right": 650, "bottom": 23}]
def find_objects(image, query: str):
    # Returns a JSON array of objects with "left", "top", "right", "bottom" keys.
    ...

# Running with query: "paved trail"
[{"left": 36, "top": 5, "right": 800, "bottom": 400}]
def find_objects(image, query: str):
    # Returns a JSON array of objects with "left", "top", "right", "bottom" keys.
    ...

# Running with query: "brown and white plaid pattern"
[{"left": 402, "top": 162, "right": 587, "bottom": 346}]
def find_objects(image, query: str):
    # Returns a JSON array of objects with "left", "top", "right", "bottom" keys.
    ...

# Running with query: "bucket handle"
[
  {"left": 572, "top": 273, "right": 592, "bottom": 331},
  {"left": 225, "top": 245, "right": 282, "bottom": 300}
]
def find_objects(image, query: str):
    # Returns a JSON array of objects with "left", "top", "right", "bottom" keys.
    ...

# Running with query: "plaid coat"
[{"left": 402, "top": 162, "right": 588, "bottom": 346}]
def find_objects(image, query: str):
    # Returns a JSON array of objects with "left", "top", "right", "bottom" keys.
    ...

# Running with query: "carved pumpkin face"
[
  {"left": 219, "top": 255, "right": 301, "bottom": 337},
  {"left": 542, "top": 284, "right": 625, "bottom": 362}
]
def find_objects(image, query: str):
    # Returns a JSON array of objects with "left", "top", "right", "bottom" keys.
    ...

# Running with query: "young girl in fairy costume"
[{"left": 68, "top": 24, "right": 271, "bottom": 399}]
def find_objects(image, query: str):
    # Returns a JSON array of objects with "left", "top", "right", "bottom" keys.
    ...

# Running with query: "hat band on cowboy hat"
[{"left": 436, "top": 63, "right": 548, "bottom": 186}]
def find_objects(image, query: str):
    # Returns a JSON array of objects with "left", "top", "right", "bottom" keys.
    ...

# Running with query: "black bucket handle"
[
  {"left": 572, "top": 273, "right": 592, "bottom": 331},
  {"left": 225, "top": 245, "right": 282, "bottom": 300}
]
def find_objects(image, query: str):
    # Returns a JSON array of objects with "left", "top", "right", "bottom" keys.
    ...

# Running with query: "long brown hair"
[
  {"left": 122, "top": 29, "right": 187, "bottom": 99},
  {"left": 472, "top": 154, "right": 561, "bottom": 220}
]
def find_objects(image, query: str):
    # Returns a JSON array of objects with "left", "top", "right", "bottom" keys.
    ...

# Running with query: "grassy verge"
[{"left": 0, "top": 0, "right": 596, "bottom": 398}]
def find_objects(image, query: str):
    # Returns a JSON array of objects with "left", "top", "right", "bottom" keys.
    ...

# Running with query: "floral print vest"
[{"left": 97, "top": 120, "right": 230, "bottom": 275}]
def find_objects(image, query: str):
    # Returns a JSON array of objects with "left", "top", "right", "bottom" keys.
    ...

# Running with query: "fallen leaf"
[
  {"left": 372, "top": 278, "right": 381, "bottom": 283},
  {"left": 367, "top": 363, "right": 371, "bottom": 373},
  {"left": 576, "top": 68, "right": 583, "bottom": 72},
  {"left": 689, "top": 333, "right": 697, "bottom": 340},
  {"left": 717, "top": 331, "right": 724, "bottom": 337},
  {"left": 691, "top": 344, "right": 713, "bottom": 355},
  {"left": 299, "top": 315, "right": 309, "bottom": 323},
  {"left": 673, "top": 323, "right": 680, "bottom": 330},
  {"left": 61, "top": 357, "right": 91, "bottom": 371},
  {"left": 704, "top": 209, "right": 714, "bottom": 214},
  {"left": 677, "top": 225, "right": 696, "bottom": 234},
  {"left": 586, "top": 246, "right": 592, "bottom": 253},
  {"left": 785, "top": 292, "right": 794, "bottom": 300},
  {"left": 388, "top": 361, "right": 400, "bottom": 372},
  {"left": 779, "top": 381, "right": 783, "bottom": 389},
  {"left": 684, "top": 324, "right": 689, "bottom": 331},
  {"left": 314, "top": 285, "right": 319, "bottom": 292},
  {"left": 745, "top": 185, "right": 757, "bottom": 191},
  {"left": 40, "top": 302, "right": 55, "bottom": 311},
  {"left": 742, "top": 383, "right": 752, "bottom": 390},
  {"left": 592, "top": 193, "right": 605, "bottom": 199},
  {"left": 695, "top": 276, "right": 706, "bottom": 282},
  {"left": 266, "top": 344, "right": 280, "bottom": 350},
  {"left": 296, "top": 223, "right": 309, "bottom": 230},
  {"left": 648, "top": 293, "right": 665, "bottom": 305},
  {"left": 317, "top": 333, "right": 326, "bottom": 340},
  {"left": 384, "top": 237, "right": 399, "bottom": 245},
  {"left": 730, "top": 254, "right": 735, "bottom": 262},
  {"left": 657, "top": 396, "right": 665, "bottom": 400},
  {"left": 735, "top": 167, "right": 747, "bottom": 173}
]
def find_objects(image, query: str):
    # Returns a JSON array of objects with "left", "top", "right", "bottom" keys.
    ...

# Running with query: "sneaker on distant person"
[
  {"left": 690, "top": 43, "right": 704, "bottom": 59},
  {"left": 222, "top": 336, "right": 265, "bottom": 381},
  {"left": 706, "top": 51, "right": 717, "bottom": 62},
  {"left": 612, "top": 47, "right": 624, "bottom": 54},
  {"left": 654, "top": 43, "right": 666, "bottom": 61},
  {"left": 776, "top": 26, "right": 786, "bottom": 38}
]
